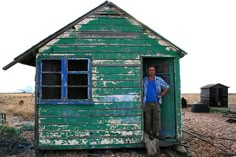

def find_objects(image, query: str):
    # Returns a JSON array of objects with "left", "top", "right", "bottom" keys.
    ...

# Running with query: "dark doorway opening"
[{"left": 142, "top": 57, "right": 176, "bottom": 139}]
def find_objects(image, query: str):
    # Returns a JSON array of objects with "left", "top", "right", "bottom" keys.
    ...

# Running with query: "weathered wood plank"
[
  {"left": 55, "top": 31, "right": 141, "bottom": 39},
  {"left": 39, "top": 108, "right": 141, "bottom": 117},
  {"left": 92, "top": 88, "right": 141, "bottom": 95},
  {"left": 38, "top": 102, "right": 141, "bottom": 110},
  {"left": 92, "top": 66, "right": 141, "bottom": 74},
  {"left": 78, "top": 25, "right": 143, "bottom": 32},
  {"left": 41, "top": 45, "right": 171, "bottom": 53},
  {"left": 38, "top": 116, "right": 141, "bottom": 124},
  {"left": 92, "top": 59, "right": 140, "bottom": 65},
  {"left": 39, "top": 52, "right": 141, "bottom": 59},
  {"left": 93, "top": 53, "right": 141, "bottom": 59},
  {"left": 39, "top": 130, "right": 142, "bottom": 138},
  {"left": 38, "top": 143, "right": 144, "bottom": 149},
  {"left": 92, "top": 12, "right": 124, "bottom": 16},
  {"left": 92, "top": 80, "right": 140, "bottom": 87},
  {"left": 93, "top": 94, "right": 141, "bottom": 102},
  {"left": 94, "top": 12, "right": 123, "bottom": 16},
  {"left": 38, "top": 136, "right": 142, "bottom": 146},
  {"left": 52, "top": 38, "right": 159, "bottom": 45},
  {"left": 95, "top": 9, "right": 120, "bottom": 14},
  {"left": 48, "top": 43, "right": 153, "bottom": 47},
  {"left": 40, "top": 52, "right": 176, "bottom": 60},
  {"left": 39, "top": 123, "right": 141, "bottom": 131},
  {"left": 79, "top": 17, "right": 134, "bottom": 25},
  {"left": 143, "top": 133, "right": 160, "bottom": 156},
  {"left": 92, "top": 73, "right": 140, "bottom": 80}
]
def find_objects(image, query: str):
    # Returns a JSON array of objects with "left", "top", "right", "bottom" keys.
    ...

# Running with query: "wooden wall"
[{"left": 35, "top": 5, "right": 179, "bottom": 149}]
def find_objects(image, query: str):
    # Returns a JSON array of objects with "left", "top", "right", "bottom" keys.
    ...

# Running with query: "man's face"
[{"left": 148, "top": 67, "right": 156, "bottom": 77}]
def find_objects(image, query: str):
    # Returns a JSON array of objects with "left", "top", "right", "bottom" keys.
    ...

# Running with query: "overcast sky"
[{"left": 0, "top": 0, "right": 235, "bottom": 93}]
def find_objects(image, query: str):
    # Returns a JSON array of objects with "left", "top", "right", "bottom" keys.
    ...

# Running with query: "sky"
[{"left": 0, "top": 0, "right": 236, "bottom": 93}]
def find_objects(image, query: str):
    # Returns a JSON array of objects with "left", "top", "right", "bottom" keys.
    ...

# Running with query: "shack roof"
[
  {"left": 201, "top": 83, "right": 229, "bottom": 89},
  {"left": 3, "top": 1, "right": 187, "bottom": 71}
]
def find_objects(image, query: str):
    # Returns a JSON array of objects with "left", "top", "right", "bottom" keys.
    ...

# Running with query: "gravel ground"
[{"left": 182, "top": 108, "right": 236, "bottom": 157}]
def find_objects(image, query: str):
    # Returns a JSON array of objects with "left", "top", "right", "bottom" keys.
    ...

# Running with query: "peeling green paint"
[
  {"left": 35, "top": 3, "right": 182, "bottom": 149},
  {"left": 39, "top": 108, "right": 141, "bottom": 117},
  {"left": 92, "top": 88, "right": 141, "bottom": 95},
  {"left": 39, "top": 123, "right": 141, "bottom": 131},
  {"left": 39, "top": 115, "right": 141, "bottom": 124},
  {"left": 92, "top": 66, "right": 141, "bottom": 74},
  {"left": 174, "top": 57, "right": 182, "bottom": 141},
  {"left": 39, "top": 136, "right": 142, "bottom": 146},
  {"left": 40, "top": 130, "right": 142, "bottom": 139},
  {"left": 92, "top": 81, "right": 140, "bottom": 87},
  {"left": 92, "top": 59, "right": 140, "bottom": 65},
  {"left": 92, "top": 73, "right": 140, "bottom": 80}
]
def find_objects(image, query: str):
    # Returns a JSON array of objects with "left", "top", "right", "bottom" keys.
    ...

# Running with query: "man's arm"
[
  {"left": 158, "top": 87, "right": 169, "bottom": 99},
  {"left": 156, "top": 77, "right": 169, "bottom": 98},
  {"left": 158, "top": 87, "right": 169, "bottom": 98}
]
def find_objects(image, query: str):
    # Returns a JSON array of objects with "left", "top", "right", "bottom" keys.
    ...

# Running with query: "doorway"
[
  {"left": 217, "top": 88, "right": 223, "bottom": 106},
  {"left": 142, "top": 57, "right": 176, "bottom": 138}
]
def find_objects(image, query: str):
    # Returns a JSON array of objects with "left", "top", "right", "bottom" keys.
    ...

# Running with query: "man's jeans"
[{"left": 143, "top": 102, "right": 161, "bottom": 134}]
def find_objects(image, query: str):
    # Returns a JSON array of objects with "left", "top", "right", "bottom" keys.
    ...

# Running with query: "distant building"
[{"left": 201, "top": 83, "right": 229, "bottom": 107}]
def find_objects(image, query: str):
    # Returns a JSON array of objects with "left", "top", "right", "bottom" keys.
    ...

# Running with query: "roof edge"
[
  {"left": 3, "top": 1, "right": 109, "bottom": 70},
  {"left": 201, "top": 83, "right": 230, "bottom": 89},
  {"left": 108, "top": 2, "right": 187, "bottom": 58},
  {"left": 3, "top": 1, "right": 187, "bottom": 70}
]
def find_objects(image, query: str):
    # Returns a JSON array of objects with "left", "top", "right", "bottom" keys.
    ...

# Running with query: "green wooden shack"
[{"left": 3, "top": 1, "right": 187, "bottom": 152}]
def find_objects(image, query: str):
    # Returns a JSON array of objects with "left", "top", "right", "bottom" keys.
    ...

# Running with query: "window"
[
  {"left": 41, "top": 60, "right": 62, "bottom": 99},
  {"left": 67, "top": 60, "right": 89, "bottom": 100},
  {"left": 38, "top": 58, "right": 91, "bottom": 104}
]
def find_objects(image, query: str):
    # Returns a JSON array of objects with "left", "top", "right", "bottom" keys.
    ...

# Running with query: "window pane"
[
  {"left": 42, "top": 74, "right": 61, "bottom": 85},
  {"left": 42, "top": 87, "right": 61, "bottom": 99},
  {"left": 155, "top": 62, "right": 169, "bottom": 73},
  {"left": 68, "top": 60, "right": 88, "bottom": 71},
  {"left": 68, "top": 74, "right": 88, "bottom": 85},
  {"left": 42, "top": 60, "right": 61, "bottom": 72},
  {"left": 68, "top": 87, "right": 88, "bottom": 99}
]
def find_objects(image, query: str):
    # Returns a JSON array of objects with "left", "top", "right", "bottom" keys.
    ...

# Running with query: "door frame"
[{"left": 140, "top": 56, "right": 179, "bottom": 144}]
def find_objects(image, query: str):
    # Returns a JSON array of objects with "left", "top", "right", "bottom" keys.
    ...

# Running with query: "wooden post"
[{"left": 143, "top": 132, "right": 160, "bottom": 156}]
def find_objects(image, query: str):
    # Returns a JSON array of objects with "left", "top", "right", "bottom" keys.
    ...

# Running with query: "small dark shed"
[{"left": 201, "top": 83, "right": 229, "bottom": 107}]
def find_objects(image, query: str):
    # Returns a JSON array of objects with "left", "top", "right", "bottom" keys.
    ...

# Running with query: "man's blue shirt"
[
  {"left": 146, "top": 80, "right": 158, "bottom": 103},
  {"left": 143, "top": 76, "right": 169, "bottom": 104}
]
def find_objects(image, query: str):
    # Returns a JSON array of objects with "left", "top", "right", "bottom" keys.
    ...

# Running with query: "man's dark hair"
[{"left": 147, "top": 65, "right": 156, "bottom": 70}]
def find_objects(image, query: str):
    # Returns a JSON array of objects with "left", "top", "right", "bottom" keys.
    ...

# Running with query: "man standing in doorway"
[{"left": 143, "top": 65, "right": 169, "bottom": 140}]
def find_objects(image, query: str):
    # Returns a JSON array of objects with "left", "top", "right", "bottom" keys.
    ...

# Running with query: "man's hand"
[{"left": 158, "top": 88, "right": 169, "bottom": 99}]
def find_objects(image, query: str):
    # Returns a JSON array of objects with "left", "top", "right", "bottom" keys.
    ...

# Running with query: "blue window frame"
[{"left": 38, "top": 57, "right": 92, "bottom": 104}]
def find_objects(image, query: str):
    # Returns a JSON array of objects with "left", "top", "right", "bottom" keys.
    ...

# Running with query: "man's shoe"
[
  {"left": 156, "top": 135, "right": 166, "bottom": 141},
  {"left": 149, "top": 134, "right": 154, "bottom": 140}
]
